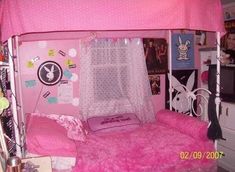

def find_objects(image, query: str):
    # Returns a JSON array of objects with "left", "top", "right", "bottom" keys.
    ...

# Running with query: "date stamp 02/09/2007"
[{"left": 180, "top": 151, "right": 224, "bottom": 160}]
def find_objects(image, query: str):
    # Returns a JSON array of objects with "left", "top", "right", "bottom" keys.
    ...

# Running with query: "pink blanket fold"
[{"left": 156, "top": 109, "right": 208, "bottom": 141}]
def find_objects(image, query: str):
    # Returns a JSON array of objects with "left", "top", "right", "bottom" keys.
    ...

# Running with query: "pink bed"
[{"left": 26, "top": 110, "right": 217, "bottom": 172}]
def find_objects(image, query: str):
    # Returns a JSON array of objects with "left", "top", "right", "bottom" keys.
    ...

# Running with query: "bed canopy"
[
  {"left": 0, "top": 0, "right": 225, "bottom": 157},
  {"left": 0, "top": 0, "right": 225, "bottom": 41}
]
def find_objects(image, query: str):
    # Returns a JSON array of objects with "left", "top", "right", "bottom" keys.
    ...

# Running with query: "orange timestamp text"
[{"left": 180, "top": 151, "right": 224, "bottom": 160}]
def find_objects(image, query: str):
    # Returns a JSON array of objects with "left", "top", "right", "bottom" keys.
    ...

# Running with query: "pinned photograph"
[
  {"left": 148, "top": 75, "right": 160, "bottom": 95},
  {"left": 195, "top": 30, "right": 206, "bottom": 46}
]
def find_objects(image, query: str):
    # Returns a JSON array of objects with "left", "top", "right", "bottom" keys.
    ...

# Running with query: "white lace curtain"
[{"left": 79, "top": 38, "right": 155, "bottom": 123}]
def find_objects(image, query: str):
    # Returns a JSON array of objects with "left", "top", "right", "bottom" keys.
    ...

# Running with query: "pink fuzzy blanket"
[{"left": 72, "top": 110, "right": 216, "bottom": 172}]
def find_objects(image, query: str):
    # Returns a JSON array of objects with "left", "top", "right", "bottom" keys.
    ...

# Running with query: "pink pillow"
[
  {"left": 49, "top": 115, "right": 87, "bottom": 142},
  {"left": 28, "top": 113, "right": 87, "bottom": 142},
  {"left": 156, "top": 109, "right": 208, "bottom": 141},
  {"left": 87, "top": 113, "right": 141, "bottom": 133},
  {"left": 26, "top": 115, "right": 77, "bottom": 157}
]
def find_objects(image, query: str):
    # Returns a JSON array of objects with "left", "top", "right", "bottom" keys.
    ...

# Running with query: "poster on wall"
[
  {"left": 148, "top": 75, "right": 160, "bottom": 95},
  {"left": 195, "top": 30, "right": 206, "bottom": 46},
  {"left": 165, "top": 69, "right": 198, "bottom": 116},
  {"left": 224, "top": 3, "right": 235, "bottom": 21},
  {"left": 221, "top": 3, "right": 235, "bottom": 63},
  {"left": 222, "top": 20, "right": 235, "bottom": 49},
  {"left": 172, "top": 33, "right": 194, "bottom": 70},
  {"left": 57, "top": 81, "right": 73, "bottom": 104},
  {"left": 220, "top": 17, "right": 235, "bottom": 64},
  {"left": 143, "top": 38, "right": 168, "bottom": 74}
]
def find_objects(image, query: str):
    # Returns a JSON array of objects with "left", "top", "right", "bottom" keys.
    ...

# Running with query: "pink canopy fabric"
[{"left": 0, "top": 0, "right": 225, "bottom": 42}]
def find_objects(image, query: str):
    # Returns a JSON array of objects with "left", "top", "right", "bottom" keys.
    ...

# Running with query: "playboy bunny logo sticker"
[
  {"left": 170, "top": 71, "right": 195, "bottom": 114},
  {"left": 44, "top": 64, "right": 55, "bottom": 81},
  {"left": 37, "top": 61, "right": 63, "bottom": 86},
  {"left": 166, "top": 70, "right": 198, "bottom": 116},
  {"left": 167, "top": 69, "right": 211, "bottom": 117}
]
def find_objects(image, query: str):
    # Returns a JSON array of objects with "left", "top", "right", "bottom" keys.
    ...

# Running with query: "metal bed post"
[
  {"left": 15, "top": 36, "right": 25, "bottom": 157},
  {"left": 0, "top": 63, "right": 9, "bottom": 159},
  {"left": 168, "top": 30, "right": 172, "bottom": 110},
  {"left": 215, "top": 32, "right": 221, "bottom": 150},
  {"left": 8, "top": 37, "right": 22, "bottom": 157}
]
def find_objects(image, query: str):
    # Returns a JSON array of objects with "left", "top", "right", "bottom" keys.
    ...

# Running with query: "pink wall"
[
  {"left": 195, "top": 32, "right": 217, "bottom": 88},
  {"left": 18, "top": 40, "right": 80, "bottom": 117},
  {"left": 17, "top": 32, "right": 217, "bottom": 117},
  {"left": 18, "top": 37, "right": 168, "bottom": 117}
]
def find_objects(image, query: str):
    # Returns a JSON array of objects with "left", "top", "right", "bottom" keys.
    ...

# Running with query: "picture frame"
[
  {"left": 223, "top": 3, "right": 235, "bottom": 21},
  {"left": 221, "top": 19, "right": 235, "bottom": 50}
]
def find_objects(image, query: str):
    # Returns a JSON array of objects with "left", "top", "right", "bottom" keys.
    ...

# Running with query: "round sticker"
[
  {"left": 70, "top": 73, "right": 78, "bottom": 82},
  {"left": 37, "top": 61, "right": 63, "bottom": 86},
  {"left": 68, "top": 48, "right": 77, "bottom": 57},
  {"left": 72, "top": 98, "right": 79, "bottom": 106},
  {"left": 38, "top": 41, "right": 47, "bottom": 48}
]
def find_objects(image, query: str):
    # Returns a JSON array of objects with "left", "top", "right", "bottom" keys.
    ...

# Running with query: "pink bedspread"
[{"left": 73, "top": 122, "right": 216, "bottom": 172}]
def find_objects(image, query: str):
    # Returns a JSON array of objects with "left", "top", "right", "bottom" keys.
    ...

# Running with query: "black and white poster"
[{"left": 165, "top": 69, "right": 198, "bottom": 116}]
